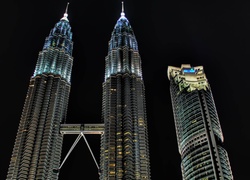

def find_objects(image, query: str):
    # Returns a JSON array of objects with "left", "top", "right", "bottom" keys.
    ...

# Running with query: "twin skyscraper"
[{"left": 6, "top": 2, "right": 233, "bottom": 180}]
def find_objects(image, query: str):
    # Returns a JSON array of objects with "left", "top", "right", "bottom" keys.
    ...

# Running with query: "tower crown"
[
  {"left": 113, "top": 2, "right": 134, "bottom": 35},
  {"left": 33, "top": 3, "right": 73, "bottom": 82},
  {"left": 42, "top": 2, "right": 73, "bottom": 51},
  {"left": 105, "top": 2, "right": 142, "bottom": 80}
]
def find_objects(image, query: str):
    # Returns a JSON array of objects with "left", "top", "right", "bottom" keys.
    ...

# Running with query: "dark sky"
[{"left": 1, "top": 0, "right": 249, "bottom": 179}]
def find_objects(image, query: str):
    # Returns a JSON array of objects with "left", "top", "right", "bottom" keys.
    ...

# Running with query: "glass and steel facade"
[
  {"left": 99, "top": 6, "right": 151, "bottom": 180},
  {"left": 6, "top": 9, "right": 73, "bottom": 180},
  {"left": 168, "top": 64, "right": 233, "bottom": 180}
]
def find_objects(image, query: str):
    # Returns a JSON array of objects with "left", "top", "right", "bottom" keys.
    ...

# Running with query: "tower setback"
[{"left": 168, "top": 64, "right": 233, "bottom": 180}]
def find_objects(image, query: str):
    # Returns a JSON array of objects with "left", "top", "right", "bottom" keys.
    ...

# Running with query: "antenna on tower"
[
  {"left": 61, "top": 2, "right": 69, "bottom": 21},
  {"left": 65, "top": 2, "right": 69, "bottom": 14},
  {"left": 121, "top": 1, "right": 125, "bottom": 17}
]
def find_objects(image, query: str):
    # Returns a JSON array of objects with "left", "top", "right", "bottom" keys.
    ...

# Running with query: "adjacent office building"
[{"left": 168, "top": 64, "right": 233, "bottom": 180}]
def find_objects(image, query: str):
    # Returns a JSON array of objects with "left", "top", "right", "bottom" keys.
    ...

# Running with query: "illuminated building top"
[
  {"left": 167, "top": 64, "right": 209, "bottom": 92},
  {"left": 33, "top": 2, "right": 73, "bottom": 82},
  {"left": 105, "top": 2, "right": 142, "bottom": 80}
]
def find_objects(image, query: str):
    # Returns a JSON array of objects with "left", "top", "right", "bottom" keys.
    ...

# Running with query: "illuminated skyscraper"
[
  {"left": 6, "top": 4, "right": 73, "bottom": 179},
  {"left": 7, "top": 2, "right": 151, "bottom": 180},
  {"left": 168, "top": 64, "right": 233, "bottom": 180},
  {"left": 99, "top": 2, "right": 151, "bottom": 179}
]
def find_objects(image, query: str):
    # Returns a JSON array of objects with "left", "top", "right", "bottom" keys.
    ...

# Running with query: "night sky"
[{"left": 1, "top": 0, "right": 249, "bottom": 179}]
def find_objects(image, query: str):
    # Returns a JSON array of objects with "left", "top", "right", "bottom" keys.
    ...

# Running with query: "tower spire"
[
  {"left": 61, "top": 2, "right": 69, "bottom": 21},
  {"left": 65, "top": 2, "right": 69, "bottom": 14},
  {"left": 121, "top": 1, "right": 125, "bottom": 17}
]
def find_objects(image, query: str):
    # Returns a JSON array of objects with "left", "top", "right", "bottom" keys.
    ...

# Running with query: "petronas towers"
[
  {"left": 6, "top": 2, "right": 150, "bottom": 180},
  {"left": 6, "top": 2, "right": 233, "bottom": 180}
]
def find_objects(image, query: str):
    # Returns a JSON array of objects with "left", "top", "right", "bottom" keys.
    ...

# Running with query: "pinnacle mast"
[
  {"left": 121, "top": 1, "right": 125, "bottom": 17},
  {"left": 61, "top": 2, "right": 69, "bottom": 21}
]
